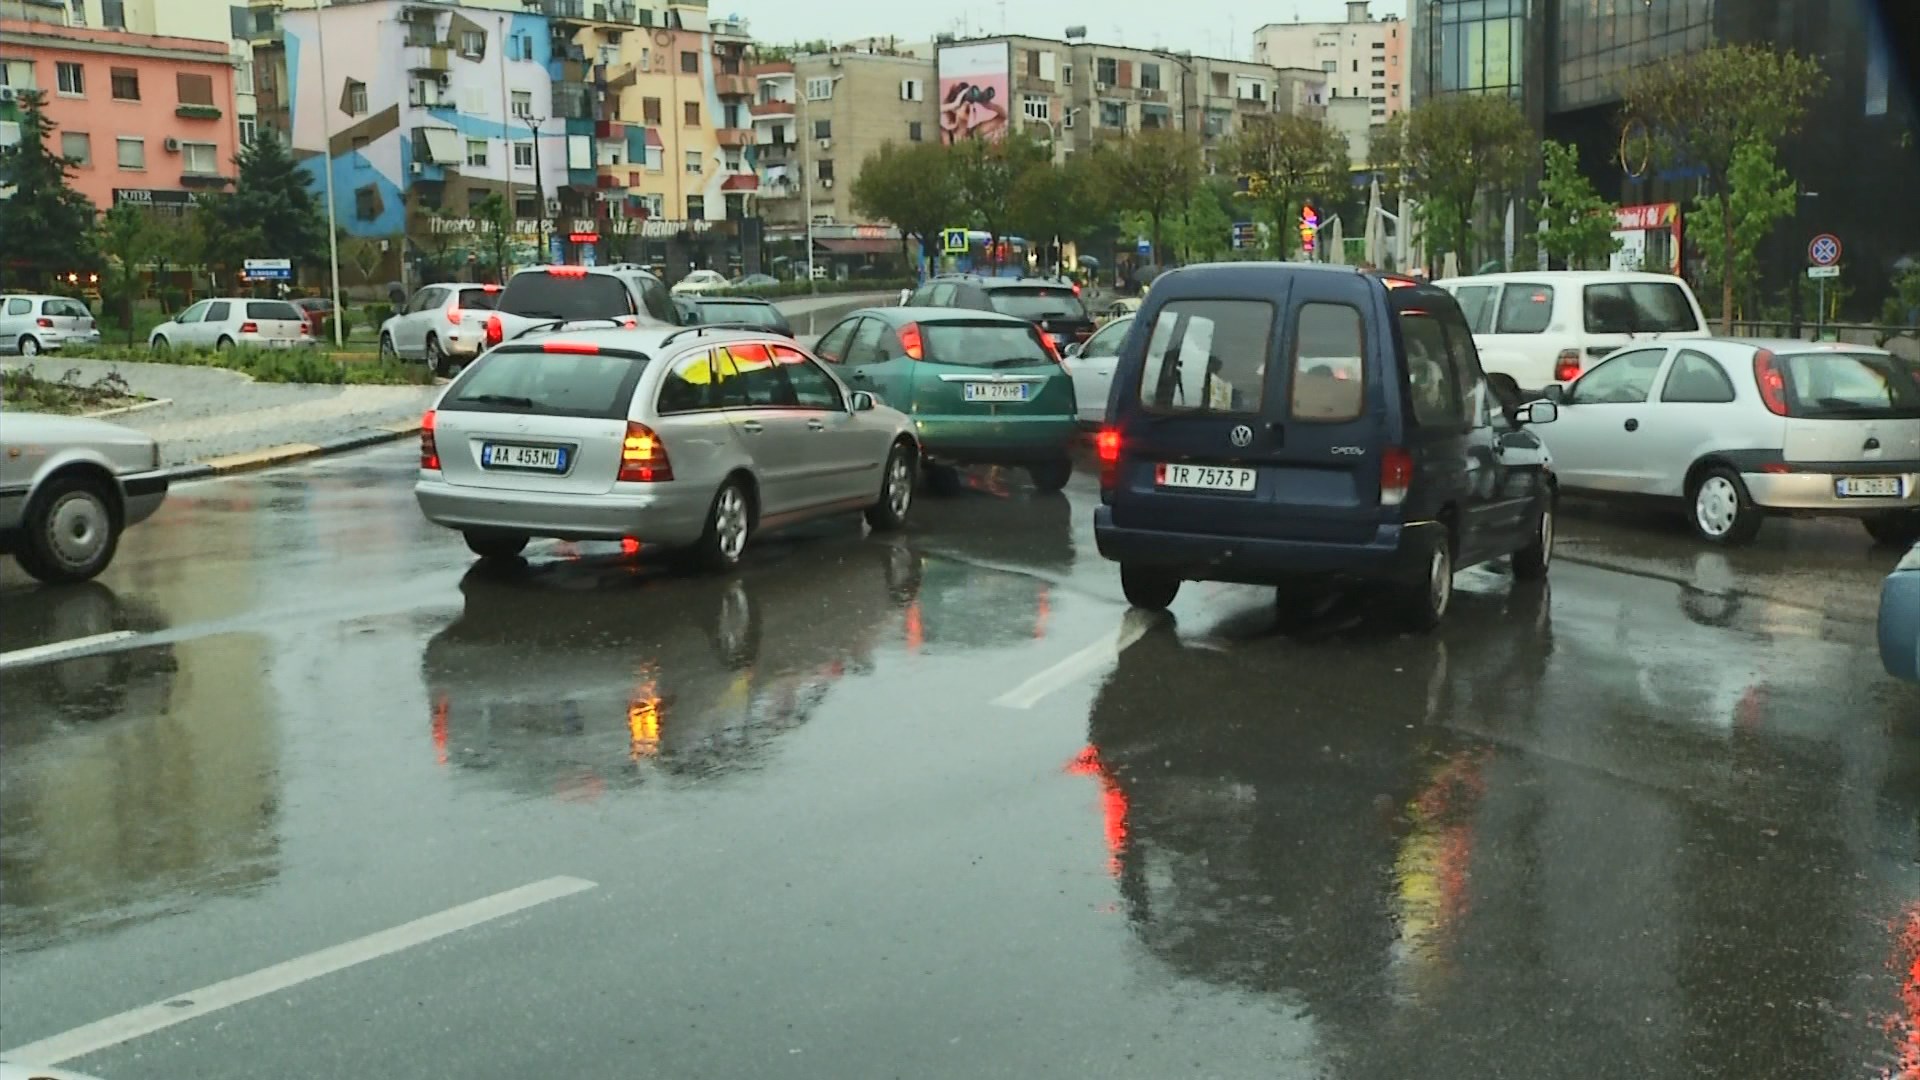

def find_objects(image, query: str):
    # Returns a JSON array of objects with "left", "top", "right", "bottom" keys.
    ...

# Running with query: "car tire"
[
  {"left": 427, "top": 336, "right": 450, "bottom": 377},
  {"left": 463, "top": 532, "right": 528, "bottom": 560},
  {"left": 16, "top": 472, "right": 121, "bottom": 584},
  {"left": 865, "top": 441, "right": 916, "bottom": 531},
  {"left": 694, "top": 478, "right": 753, "bottom": 572},
  {"left": 1390, "top": 525, "right": 1454, "bottom": 632},
  {"left": 1511, "top": 499, "right": 1554, "bottom": 580},
  {"left": 1688, "top": 466, "right": 1764, "bottom": 546},
  {"left": 216, "top": 336, "right": 235, "bottom": 352},
  {"left": 1863, "top": 510, "right": 1920, "bottom": 548},
  {"left": 150, "top": 335, "right": 170, "bottom": 353},
  {"left": 1120, "top": 565, "right": 1180, "bottom": 610},
  {"left": 379, "top": 333, "right": 398, "bottom": 361},
  {"left": 924, "top": 463, "right": 963, "bottom": 496},
  {"left": 18, "top": 335, "right": 40, "bottom": 356},
  {"left": 1027, "top": 457, "right": 1074, "bottom": 493}
]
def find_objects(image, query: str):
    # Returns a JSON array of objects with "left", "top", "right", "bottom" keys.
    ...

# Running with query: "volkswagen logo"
[{"left": 1229, "top": 424, "right": 1254, "bottom": 448}]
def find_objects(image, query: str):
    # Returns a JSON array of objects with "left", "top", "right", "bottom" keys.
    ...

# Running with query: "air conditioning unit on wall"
[{"left": 163, "top": 136, "right": 181, "bottom": 152}]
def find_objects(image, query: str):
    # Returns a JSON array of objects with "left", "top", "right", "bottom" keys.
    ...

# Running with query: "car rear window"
[
  {"left": 1450, "top": 284, "right": 1498, "bottom": 333},
  {"left": 1292, "top": 303, "right": 1366, "bottom": 422},
  {"left": 986, "top": 287, "right": 1088, "bottom": 322},
  {"left": 457, "top": 287, "right": 500, "bottom": 311},
  {"left": 1777, "top": 352, "right": 1920, "bottom": 419},
  {"left": 497, "top": 272, "right": 635, "bottom": 321},
  {"left": 697, "top": 302, "right": 785, "bottom": 330},
  {"left": 1494, "top": 284, "right": 1554, "bottom": 334},
  {"left": 42, "top": 298, "right": 91, "bottom": 318},
  {"left": 1583, "top": 282, "right": 1698, "bottom": 334},
  {"left": 1138, "top": 299, "right": 1273, "bottom": 414},
  {"left": 442, "top": 347, "right": 647, "bottom": 419},
  {"left": 247, "top": 301, "right": 303, "bottom": 321},
  {"left": 921, "top": 322, "right": 1051, "bottom": 367}
]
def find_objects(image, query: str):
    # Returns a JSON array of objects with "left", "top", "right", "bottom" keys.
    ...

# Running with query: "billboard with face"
[{"left": 938, "top": 41, "right": 1011, "bottom": 144}]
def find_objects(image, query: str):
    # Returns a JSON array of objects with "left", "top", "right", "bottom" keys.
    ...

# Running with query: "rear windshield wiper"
[
  {"left": 463, "top": 393, "right": 535, "bottom": 408},
  {"left": 979, "top": 356, "right": 1047, "bottom": 368},
  {"left": 508, "top": 315, "right": 640, "bottom": 342}
]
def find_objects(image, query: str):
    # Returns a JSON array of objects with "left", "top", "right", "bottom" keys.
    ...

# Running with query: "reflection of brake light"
[
  {"left": 1754, "top": 349, "right": 1788, "bottom": 416},
  {"left": 1554, "top": 349, "right": 1582, "bottom": 383},
  {"left": 542, "top": 341, "right": 599, "bottom": 354},
  {"left": 617, "top": 421, "right": 673, "bottom": 482},
  {"left": 1381, "top": 446, "right": 1413, "bottom": 506},
  {"left": 898, "top": 321, "right": 924, "bottom": 360},
  {"left": 420, "top": 409, "right": 439, "bottom": 470}
]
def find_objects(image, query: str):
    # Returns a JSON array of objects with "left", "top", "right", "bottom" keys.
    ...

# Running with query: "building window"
[
  {"left": 0, "top": 60, "right": 35, "bottom": 90},
  {"left": 685, "top": 150, "right": 702, "bottom": 173},
  {"left": 813, "top": 118, "right": 830, "bottom": 139},
  {"left": 908, "top": 120, "right": 923, "bottom": 141},
  {"left": 177, "top": 72, "right": 215, "bottom": 106},
  {"left": 466, "top": 187, "right": 489, "bottom": 209},
  {"left": 899, "top": 78, "right": 923, "bottom": 101},
  {"left": 1373, "top": 40, "right": 1386, "bottom": 49},
  {"left": 236, "top": 60, "right": 254, "bottom": 95},
  {"left": 1140, "top": 104, "right": 1171, "bottom": 129},
  {"left": 1022, "top": 95, "right": 1049, "bottom": 122},
  {"left": 460, "top": 30, "right": 486, "bottom": 58},
  {"left": 641, "top": 96, "right": 661, "bottom": 124},
  {"left": 1100, "top": 100, "right": 1125, "bottom": 127},
  {"left": 345, "top": 79, "right": 367, "bottom": 115},
  {"left": 722, "top": 149, "right": 742, "bottom": 172},
  {"left": 684, "top": 101, "right": 699, "bottom": 125},
  {"left": 816, "top": 159, "right": 833, "bottom": 181},
  {"left": 61, "top": 131, "right": 90, "bottom": 166},
  {"left": 686, "top": 194, "right": 704, "bottom": 218},
  {"left": 680, "top": 50, "right": 698, "bottom": 73},
  {"left": 238, "top": 117, "right": 256, "bottom": 145},
  {"left": 182, "top": 141, "right": 218, "bottom": 174},
  {"left": 805, "top": 76, "right": 832, "bottom": 100},
  {"left": 352, "top": 134, "right": 369, "bottom": 165},
  {"left": 355, "top": 185, "right": 382, "bottom": 220},
  {"left": 55, "top": 61, "right": 83, "bottom": 96},
  {"left": 1139, "top": 63, "right": 1161, "bottom": 91},
  {"left": 1063, "top": 63, "right": 1073, "bottom": 85},
  {"left": 1372, "top": 82, "right": 1385, "bottom": 90},
  {"left": 645, "top": 145, "right": 662, "bottom": 171},
  {"left": 1096, "top": 57, "right": 1117, "bottom": 85},
  {"left": 1322, "top": 60, "right": 1336, "bottom": 73},
  {"left": 110, "top": 67, "right": 139, "bottom": 100},
  {"left": 116, "top": 135, "right": 144, "bottom": 169},
  {"left": 465, "top": 138, "right": 488, "bottom": 166},
  {"left": 513, "top": 141, "right": 533, "bottom": 167},
  {"left": 511, "top": 90, "right": 532, "bottom": 118},
  {"left": 515, "top": 191, "right": 538, "bottom": 218}
]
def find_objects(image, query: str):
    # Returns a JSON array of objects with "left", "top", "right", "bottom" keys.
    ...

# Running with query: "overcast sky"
[{"left": 728, "top": 0, "right": 1409, "bottom": 62}]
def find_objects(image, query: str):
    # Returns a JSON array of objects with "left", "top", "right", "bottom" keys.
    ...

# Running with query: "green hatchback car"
[{"left": 812, "top": 306, "right": 1080, "bottom": 492}]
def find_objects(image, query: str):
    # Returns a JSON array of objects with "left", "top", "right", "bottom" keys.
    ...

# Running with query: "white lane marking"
[
  {"left": 992, "top": 612, "right": 1159, "bottom": 710},
  {"left": 3, "top": 875, "right": 598, "bottom": 1066},
  {"left": 0, "top": 631, "right": 138, "bottom": 671}
]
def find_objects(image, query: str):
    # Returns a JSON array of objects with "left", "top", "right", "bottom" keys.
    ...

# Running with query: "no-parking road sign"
[{"left": 1808, "top": 233, "right": 1841, "bottom": 267}]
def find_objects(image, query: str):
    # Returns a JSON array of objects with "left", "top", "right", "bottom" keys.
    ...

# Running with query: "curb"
[
  {"left": 83, "top": 396, "right": 174, "bottom": 419},
  {"left": 165, "top": 419, "right": 422, "bottom": 481}
]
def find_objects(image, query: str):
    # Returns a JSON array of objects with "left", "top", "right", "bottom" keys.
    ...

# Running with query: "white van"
[{"left": 1433, "top": 270, "right": 1710, "bottom": 392}]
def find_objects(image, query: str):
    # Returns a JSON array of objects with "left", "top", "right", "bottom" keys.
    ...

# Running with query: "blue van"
[{"left": 1091, "top": 264, "right": 1561, "bottom": 629}]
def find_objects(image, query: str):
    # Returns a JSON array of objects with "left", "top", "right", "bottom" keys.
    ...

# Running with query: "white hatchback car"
[
  {"left": 1, "top": 294, "right": 102, "bottom": 356},
  {"left": 149, "top": 298, "right": 314, "bottom": 351},
  {"left": 1435, "top": 271, "right": 1710, "bottom": 392},
  {"left": 670, "top": 270, "right": 731, "bottom": 296},
  {"left": 1061, "top": 313, "right": 1132, "bottom": 425},
  {"left": 1539, "top": 338, "right": 1920, "bottom": 545},
  {"left": 379, "top": 282, "right": 500, "bottom": 376}
]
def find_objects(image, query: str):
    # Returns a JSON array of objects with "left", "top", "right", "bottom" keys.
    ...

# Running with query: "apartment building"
[
  {"left": 0, "top": 18, "right": 242, "bottom": 214},
  {"left": 752, "top": 48, "right": 932, "bottom": 228},
  {"left": 1252, "top": 0, "right": 1406, "bottom": 124}
]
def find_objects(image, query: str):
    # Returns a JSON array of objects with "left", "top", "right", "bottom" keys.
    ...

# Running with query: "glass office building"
[
  {"left": 1553, "top": 0, "right": 1715, "bottom": 111},
  {"left": 1422, "top": 0, "right": 1528, "bottom": 98}
]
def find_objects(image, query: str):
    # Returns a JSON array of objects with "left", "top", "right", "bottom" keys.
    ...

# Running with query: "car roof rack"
[{"left": 658, "top": 324, "right": 761, "bottom": 347}]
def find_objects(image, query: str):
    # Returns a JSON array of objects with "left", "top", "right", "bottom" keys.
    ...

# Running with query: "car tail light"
[
  {"left": 1037, "top": 331, "right": 1063, "bottom": 364},
  {"left": 617, "top": 421, "right": 673, "bottom": 482},
  {"left": 482, "top": 284, "right": 500, "bottom": 293},
  {"left": 485, "top": 313, "right": 503, "bottom": 346},
  {"left": 240, "top": 321, "right": 259, "bottom": 334},
  {"left": 446, "top": 299, "right": 462, "bottom": 326},
  {"left": 1554, "top": 349, "right": 1582, "bottom": 384},
  {"left": 420, "top": 409, "right": 439, "bottom": 470},
  {"left": 1753, "top": 349, "right": 1788, "bottom": 416},
  {"left": 35, "top": 317, "right": 53, "bottom": 328},
  {"left": 1071, "top": 283, "right": 1082, "bottom": 296},
  {"left": 1380, "top": 446, "right": 1413, "bottom": 506},
  {"left": 549, "top": 266, "right": 589, "bottom": 278},
  {"left": 897, "top": 322, "right": 924, "bottom": 360},
  {"left": 300, "top": 322, "right": 310, "bottom": 335},
  {"left": 541, "top": 341, "right": 599, "bottom": 354},
  {"left": 1096, "top": 427, "right": 1122, "bottom": 491}
]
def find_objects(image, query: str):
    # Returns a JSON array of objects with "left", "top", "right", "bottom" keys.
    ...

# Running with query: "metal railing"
[{"left": 1728, "top": 320, "right": 1920, "bottom": 351}]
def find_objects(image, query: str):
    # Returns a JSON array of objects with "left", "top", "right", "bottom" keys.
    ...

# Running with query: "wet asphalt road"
[{"left": 1, "top": 447, "right": 1917, "bottom": 1079}]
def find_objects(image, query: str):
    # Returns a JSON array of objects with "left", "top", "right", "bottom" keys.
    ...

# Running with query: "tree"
[
  {"left": 204, "top": 131, "right": 328, "bottom": 279},
  {"left": 1005, "top": 151, "right": 1112, "bottom": 272},
  {"left": 0, "top": 90, "right": 101, "bottom": 287},
  {"left": 468, "top": 194, "right": 513, "bottom": 281},
  {"left": 1623, "top": 43, "right": 1825, "bottom": 331},
  {"left": 1685, "top": 137, "right": 1795, "bottom": 322},
  {"left": 1223, "top": 114, "right": 1349, "bottom": 260},
  {"left": 1385, "top": 94, "right": 1531, "bottom": 270},
  {"left": 851, "top": 140, "right": 964, "bottom": 271},
  {"left": 953, "top": 133, "right": 1050, "bottom": 269},
  {"left": 1099, "top": 129, "right": 1202, "bottom": 268},
  {"left": 1532, "top": 140, "right": 1620, "bottom": 269},
  {"left": 94, "top": 203, "right": 161, "bottom": 344}
]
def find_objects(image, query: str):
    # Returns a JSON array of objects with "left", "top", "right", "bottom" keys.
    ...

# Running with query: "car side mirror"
[
  {"left": 1516, "top": 400, "right": 1559, "bottom": 425},
  {"left": 1542, "top": 383, "right": 1567, "bottom": 404},
  {"left": 849, "top": 390, "right": 877, "bottom": 412},
  {"left": 1063, "top": 342, "right": 1083, "bottom": 358}
]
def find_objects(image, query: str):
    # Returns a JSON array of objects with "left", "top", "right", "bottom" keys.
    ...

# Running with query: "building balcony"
[
  {"left": 595, "top": 119, "right": 625, "bottom": 140},
  {"left": 175, "top": 103, "right": 223, "bottom": 120},
  {"left": 1234, "top": 95, "right": 1269, "bottom": 111},
  {"left": 716, "top": 127, "right": 752, "bottom": 148},
  {"left": 406, "top": 45, "right": 450, "bottom": 72},
  {"left": 752, "top": 62, "right": 794, "bottom": 78},
  {"left": 714, "top": 73, "right": 753, "bottom": 98},
  {"left": 757, "top": 178, "right": 798, "bottom": 199},
  {"left": 526, "top": 0, "right": 586, "bottom": 20},
  {"left": 750, "top": 99, "right": 794, "bottom": 118},
  {"left": 596, "top": 172, "right": 622, "bottom": 189}
]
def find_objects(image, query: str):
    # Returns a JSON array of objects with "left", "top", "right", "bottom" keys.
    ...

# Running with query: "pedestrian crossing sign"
[{"left": 942, "top": 228, "right": 968, "bottom": 254}]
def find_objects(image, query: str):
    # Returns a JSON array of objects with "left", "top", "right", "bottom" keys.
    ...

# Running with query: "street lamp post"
[
  {"left": 526, "top": 114, "right": 547, "bottom": 263},
  {"left": 311, "top": 0, "right": 344, "bottom": 347}
]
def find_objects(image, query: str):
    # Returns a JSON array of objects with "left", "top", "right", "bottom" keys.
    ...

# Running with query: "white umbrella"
[
  {"left": 1364, "top": 176, "right": 1384, "bottom": 267},
  {"left": 1327, "top": 214, "right": 1346, "bottom": 265},
  {"left": 1502, "top": 199, "right": 1516, "bottom": 271}
]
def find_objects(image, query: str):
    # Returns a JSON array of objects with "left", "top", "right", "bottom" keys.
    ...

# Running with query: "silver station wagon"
[{"left": 415, "top": 326, "right": 921, "bottom": 569}]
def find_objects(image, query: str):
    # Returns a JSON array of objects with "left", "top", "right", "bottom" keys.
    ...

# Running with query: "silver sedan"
[
  {"left": 415, "top": 325, "right": 921, "bottom": 569},
  {"left": 0, "top": 413, "right": 170, "bottom": 582}
]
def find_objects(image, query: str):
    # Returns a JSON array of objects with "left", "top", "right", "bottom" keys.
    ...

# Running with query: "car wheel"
[
  {"left": 1511, "top": 500, "right": 1554, "bottom": 580},
  {"left": 695, "top": 478, "right": 753, "bottom": 572},
  {"left": 17, "top": 472, "right": 121, "bottom": 584},
  {"left": 216, "top": 336, "right": 235, "bottom": 352},
  {"left": 1689, "top": 466, "right": 1764, "bottom": 545},
  {"left": 1863, "top": 510, "right": 1920, "bottom": 547},
  {"left": 463, "top": 532, "right": 528, "bottom": 560},
  {"left": 924, "top": 462, "right": 963, "bottom": 496},
  {"left": 18, "top": 335, "right": 40, "bottom": 356},
  {"left": 1390, "top": 525, "right": 1454, "bottom": 632},
  {"left": 428, "top": 336, "right": 451, "bottom": 377},
  {"left": 379, "top": 333, "right": 398, "bottom": 361},
  {"left": 1120, "top": 565, "right": 1180, "bottom": 610},
  {"left": 865, "top": 441, "right": 916, "bottom": 531},
  {"left": 1027, "top": 457, "right": 1074, "bottom": 493},
  {"left": 150, "top": 335, "right": 170, "bottom": 353}
]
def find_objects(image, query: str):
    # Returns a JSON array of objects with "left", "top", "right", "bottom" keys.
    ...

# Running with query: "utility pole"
[
  {"left": 527, "top": 114, "right": 547, "bottom": 263},
  {"left": 498, "top": 13, "right": 513, "bottom": 275},
  {"left": 312, "top": 0, "right": 344, "bottom": 347},
  {"left": 801, "top": 98, "right": 815, "bottom": 294}
]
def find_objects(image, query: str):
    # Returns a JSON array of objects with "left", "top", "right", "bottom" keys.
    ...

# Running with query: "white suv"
[
  {"left": 2, "top": 294, "right": 102, "bottom": 355},
  {"left": 1434, "top": 270, "right": 1710, "bottom": 392},
  {"left": 379, "top": 282, "right": 500, "bottom": 376}
]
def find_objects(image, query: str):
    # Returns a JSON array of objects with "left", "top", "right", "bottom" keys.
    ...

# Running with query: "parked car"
[
  {"left": 292, "top": 296, "right": 334, "bottom": 337},
  {"left": 414, "top": 325, "right": 920, "bottom": 569},
  {"left": 148, "top": 298, "right": 313, "bottom": 351},
  {"left": 0, "top": 412, "right": 170, "bottom": 583},
  {"left": 677, "top": 296, "right": 794, "bottom": 337},
  {"left": 1433, "top": 270, "right": 1710, "bottom": 391},
  {"left": 1062, "top": 313, "right": 1133, "bottom": 426},
  {"left": 1092, "top": 264, "right": 1559, "bottom": 629},
  {"left": 1880, "top": 541, "right": 1920, "bottom": 684},
  {"left": 479, "top": 265, "right": 679, "bottom": 349},
  {"left": 379, "top": 282, "right": 501, "bottom": 376},
  {"left": 732, "top": 273, "right": 779, "bottom": 289},
  {"left": 1537, "top": 339, "right": 1920, "bottom": 545},
  {"left": 905, "top": 275, "right": 1097, "bottom": 356},
  {"left": 671, "top": 270, "right": 732, "bottom": 296},
  {"left": 1, "top": 294, "right": 102, "bottom": 356},
  {"left": 812, "top": 306, "right": 1080, "bottom": 492}
]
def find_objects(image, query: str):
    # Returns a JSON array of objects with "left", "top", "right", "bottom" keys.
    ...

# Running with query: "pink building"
[{"left": 0, "top": 19, "right": 241, "bottom": 215}]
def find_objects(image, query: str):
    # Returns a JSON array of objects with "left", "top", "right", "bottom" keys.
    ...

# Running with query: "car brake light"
[
  {"left": 485, "top": 313, "right": 503, "bottom": 345},
  {"left": 240, "top": 321, "right": 259, "bottom": 333},
  {"left": 541, "top": 341, "right": 599, "bottom": 354},
  {"left": 1753, "top": 349, "right": 1788, "bottom": 416},
  {"left": 482, "top": 284, "right": 500, "bottom": 293},
  {"left": 1071, "top": 283, "right": 1082, "bottom": 296},
  {"left": 617, "top": 421, "right": 673, "bottom": 482},
  {"left": 420, "top": 409, "right": 439, "bottom": 470},
  {"left": 1380, "top": 446, "right": 1413, "bottom": 506},
  {"left": 549, "top": 266, "right": 589, "bottom": 277},
  {"left": 1037, "top": 331, "right": 1063, "bottom": 364},
  {"left": 300, "top": 322, "right": 310, "bottom": 335},
  {"left": 898, "top": 322, "right": 924, "bottom": 360},
  {"left": 1554, "top": 349, "right": 1582, "bottom": 384},
  {"left": 1096, "top": 427, "right": 1121, "bottom": 491},
  {"left": 35, "top": 317, "right": 53, "bottom": 328},
  {"left": 446, "top": 300, "right": 462, "bottom": 326}
]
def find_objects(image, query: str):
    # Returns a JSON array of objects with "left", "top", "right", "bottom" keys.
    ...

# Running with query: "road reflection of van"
[{"left": 421, "top": 540, "right": 920, "bottom": 796}]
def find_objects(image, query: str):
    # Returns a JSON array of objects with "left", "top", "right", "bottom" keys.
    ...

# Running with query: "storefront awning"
[
  {"left": 644, "top": 127, "right": 664, "bottom": 148},
  {"left": 720, "top": 173, "right": 758, "bottom": 191},
  {"left": 418, "top": 127, "right": 462, "bottom": 165},
  {"left": 814, "top": 237, "right": 898, "bottom": 256}
]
